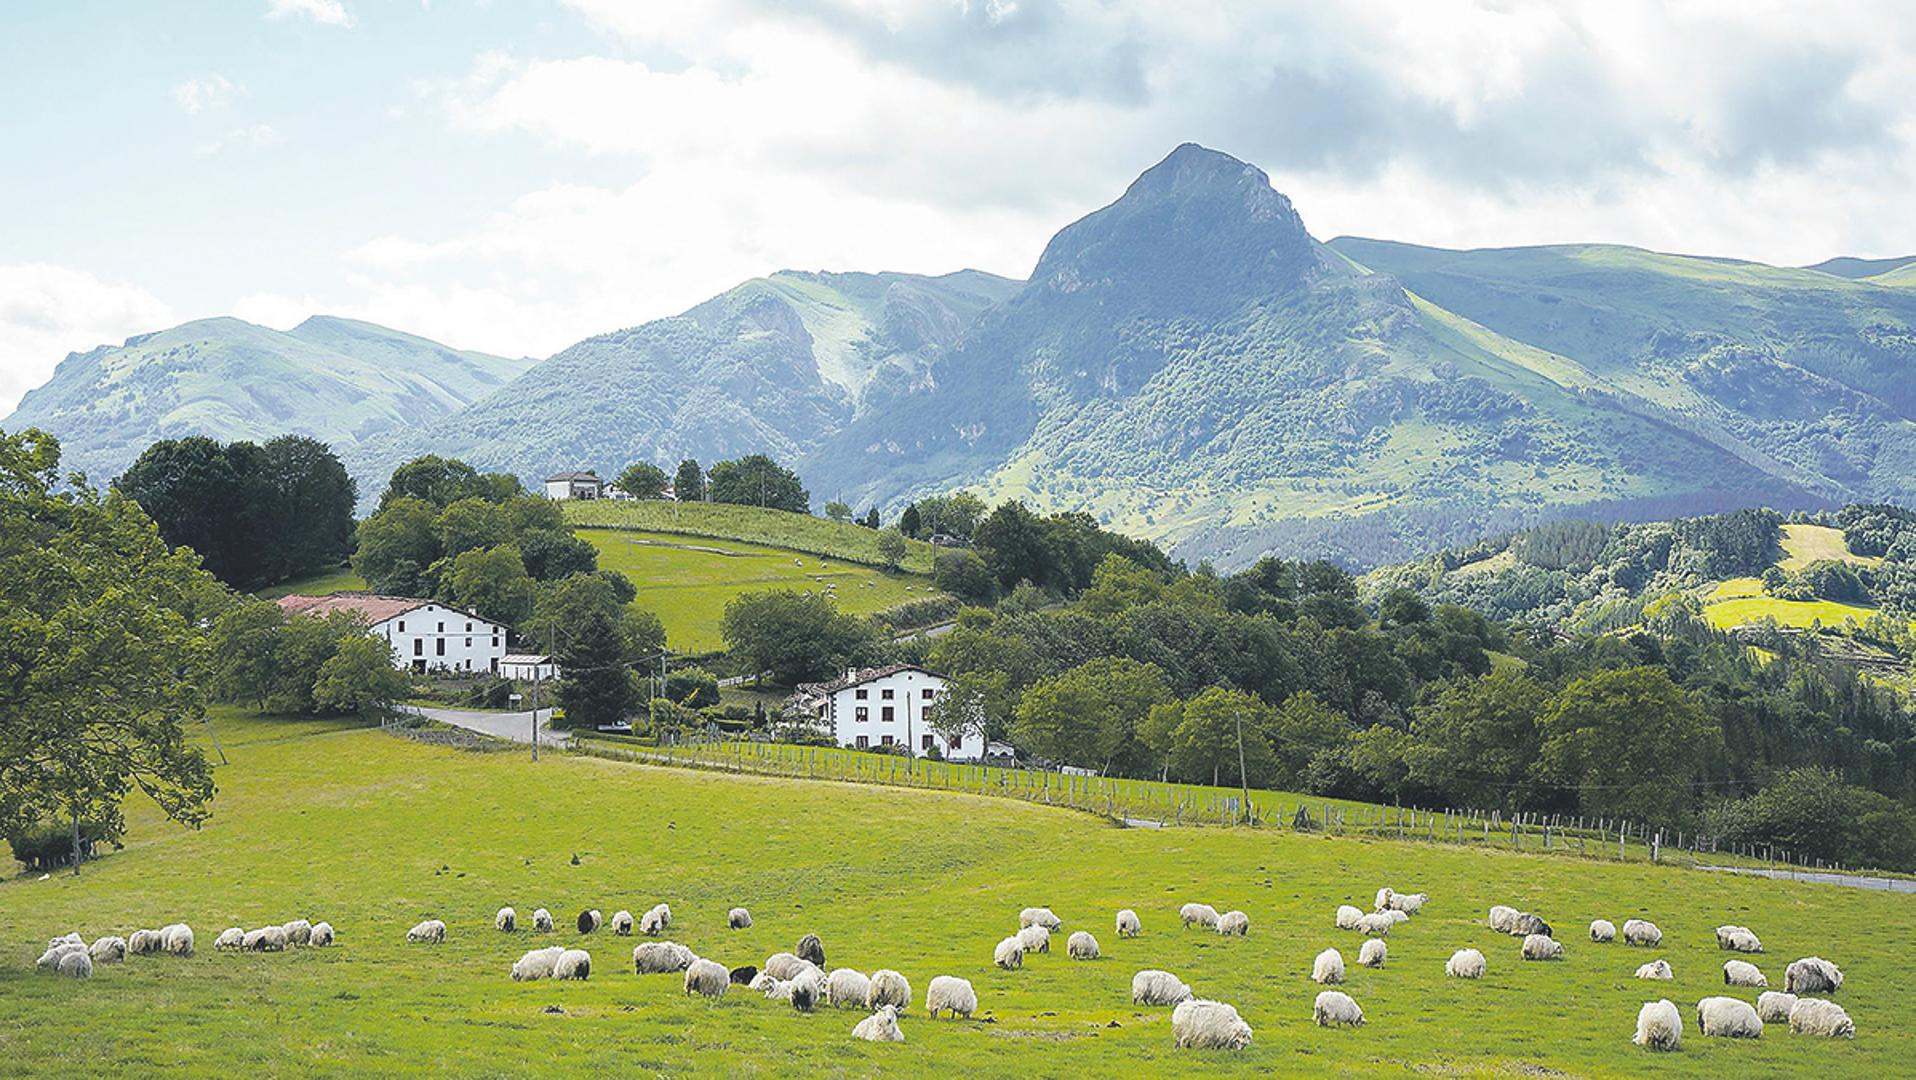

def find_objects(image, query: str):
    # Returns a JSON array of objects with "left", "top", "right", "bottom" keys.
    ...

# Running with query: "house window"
[
  {"left": 438, "top": 622, "right": 445, "bottom": 632},
  {"left": 398, "top": 621, "right": 406, "bottom": 631},
  {"left": 881, "top": 688, "right": 894, "bottom": 700},
  {"left": 921, "top": 735, "right": 934, "bottom": 750},
  {"left": 436, "top": 640, "right": 446, "bottom": 656},
  {"left": 856, "top": 736, "right": 869, "bottom": 749},
  {"left": 922, "top": 688, "right": 935, "bottom": 699},
  {"left": 465, "top": 637, "right": 472, "bottom": 647},
  {"left": 880, "top": 735, "right": 894, "bottom": 747},
  {"left": 413, "top": 640, "right": 423, "bottom": 656},
  {"left": 882, "top": 706, "right": 895, "bottom": 723},
  {"left": 855, "top": 707, "right": 869, "bottom": 722},
  {"left": 855, "top": 688, "right": 868, "bottom": 700},
  {"left": 949, "top": 736, "right": 963, "bottom": 750},
  {"left": 492, "top": 636, "right": 499, "bottom": 646},
  {"left": 466, "top": 622, "right": 473, "bottom": 632}
]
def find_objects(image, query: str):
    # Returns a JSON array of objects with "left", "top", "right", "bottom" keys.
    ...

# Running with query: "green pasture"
[{"left": 564, "top": 501, "right": 938, "bottom": 574}]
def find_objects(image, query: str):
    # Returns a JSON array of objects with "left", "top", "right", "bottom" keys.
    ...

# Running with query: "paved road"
[
  {"left": 404, "top": 705, "right": 570, "bottom": 748},
  {"left": 1697, "top": 864, "right": 1916, "bottom": 893}
]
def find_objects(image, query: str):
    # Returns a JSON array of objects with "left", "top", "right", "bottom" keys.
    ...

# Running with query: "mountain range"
[{"left": 8, "top": 144, "right": 1916, "bottom": 568}]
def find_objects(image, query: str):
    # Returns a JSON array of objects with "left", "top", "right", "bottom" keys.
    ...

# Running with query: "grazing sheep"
[
  {"left": 555, "top": 948, "right": 591, "bottom": 980},
  {"left": 1174, "top": 999, "right": 1256, "bottom": 1048},
  {"left": 795, "top": 932, "right": 826, "bottom": 968},
  {"left": 1622, "top": 919, "right": 1662, "bottom": 947},
  {"left": 868, "top": 969, "right": 911, "bottom": 1010},
  {"left": 1697, "top": 996, "right": 1763, "bottom": 1038},
  {"left": 128, "top": 929, "right": 164, "bottom": 955},
  {"left": 1723, "top": 959, "right": 1767, "bottom": 988},
  {"left": 1313, "top": 948, "right": 1345, "bottom": 985},
  {"left": 36, "top": 942, "right": 86, "bottom": 972},
  {"left": 730, "top": 966, "right": 757, "bottom": 985},
  {"left": 684, "top": 957, "right": 728, "bottom": 998},
  {"left": 1116, "top": 909, "right": 1141, "bottom": 938},
  {"left": 1067, "top": 931, "right": 1100, "bottom": 960},
  {"left": 160, "top": 923, "right": 195, "bottom": 956},
  {"left": 532, "top": 908, "right": 554, "bottom": 933},
  {"left": 750, "top": 972, "right": 784, "bottom": 998},
  {"left": 1019, "top": 907, "right": 1062, "bottom": 931},
  {"left": 496, "top": 907, "right": 517, "bottom": 932},
  {"left": 728, "top": 907, "right": 752, "bottom": 930},
  {"left": 1785, "top": 957, "right": 1844, "bottom": 995},
  {"left": 1312, "top": 990, "right": 1364, "bottom": 1029},
  {"left": 1132, "top": 969, "right": 1194, "bottom": 1006},
  {"left": 790, "top": 975, "right": 820, "bottom": 1012},
  {"left": 406, "top": 919, "right": 446, "bottom": 945},
  {"left": 1181, "top": 903, "right": 1220, "bottom": 930},
  {"left": 1514, "top": 914, "right": 1553, "bottom": 939},
  {"left": 994, "top": 936, "right": 1024, "bottom": 970},
  {"left": 1633, "top": 999, "right": 1682, "bottom": 1051},
  {"left": 46, "top": 932, "right": 83, "bottom": 951},
  {"left": 1335, "top": 905, "right": 1365, "bottom": 931},
  {"left": 1389, "top": 892, "right": 1428, "bottom": 915},
  {"left": 88, "top": 936, "right": 126, "bottom": 963},
  {"left": 1721, "top": 927, "right": 1763, "bottom": 954},
  {"left": 1358, "top": 939, "right": 1387, "bottom": 968},
  {"left": 827, "top": 968, "right": 873, "bottom": 1009},
  {"left": 56, "top": 949, "right": 93, "bottom": 980},
  {"left": 282, "top": 919, "right": 312, "bottom": 946},
  {"left": 577, "top": 909, "right": 601, "bottom": 934},
  {"left": 1374, "top": 886, "right": 1395, "bottom": 911},
  {"left": 1788, "top": 997, "right": 1855, "bottom": 1038},
  {"left": 1757, "top": 991, "right": 1798, "bottom": 1024},
  {"left": 244, "top": 926, "right": 288, "bottom": 952},
  {"left": 610, "top": 910, "right": 633, "bottom": 935},
  {"left": 1355, "top": 912, "right": 1394, "bottom": 937},
  {"left": 1383, "top": 909, "right": 1410, "bottom": 925},
  {"left": 1522, "top": 934, "right": 1564, "bottom": 961},
  {"left": 214, "top": 927, "right": 245, "bottom": 951},
  {"left": 511, "top": 946, "right": 565, "bottom": 982},
  {"left": 1017, "top": 925, "right": 1051, "bottom": 954},
  {"left": 633, "top": 941, "right": 698, "bottom": 974},
  {"left": 766, "top": 952, "right": 819, "bottom": 981},
  {"left": 309, "top": 922, "right": 334, "bottom": 947},
  {"left": 640, "top": 904, "right": 672, "bottom": 936},
  {"left": 926, "top": 975, "right": 976, "bottom": 1019},
  {"left": 1217, "top": 911, "right": 1249, "bottom": 937},
  {"left": 853, "top": 1004, "right": 905, "bottom": 1042},
  {"left": 1488, "top": 905, "right": 1520, "bottom": 934},
  {"left": 1635, "top": 959, "right": 1674, "bottom": 980},
  {"left": 1590, "top": 919, "right": 1617, "bottom": 943},
  {"left": 1446, "top": 948, "right": 1486, "bottom": 979}
]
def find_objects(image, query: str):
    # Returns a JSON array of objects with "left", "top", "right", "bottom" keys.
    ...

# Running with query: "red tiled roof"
[{"left": 274, "top": 593, "right": 431, "bottom": 625}]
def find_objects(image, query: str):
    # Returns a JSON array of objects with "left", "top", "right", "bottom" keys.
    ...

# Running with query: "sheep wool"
[
  {"left": 1697, "top": 996, "right": 1763, "bottom": 1038},
  {"left": 765, "top": 952, "right": 819, "bottom": 981},
  {"left": 1181, "top": 903, "right": 1220, "bottom": 930},
  {"left": 1717, "top": 925, "right": 1763, "bottom": 953},
  {"left": 46, "top": 932, "right": 83, "bottom": 951},
  {"left": 1019, "top": 907, "right": 1062, "bottom": 931},
  {"left": 1132, "top": 969, "right": 1193, "bottom": 1006},
  {"left": 1067, "top": 931, "right": 1100, "bottom": 960},
  {"left": 1590, "top": 920, "right": 1617, "bottom": 943},
  {"left": 790, "top": 975, "right": 820, "bottom": 1013},
  {"left": 1374, "top": 887, "right": 1395, "bottom": 912},
  {"left": 160, "top": 924, "right": 195, "bottom": 956},
  {"left": 128, "top": 929, "right": 164, "bottom": 955},
  {"left": 728, "top": 907, "right": 753, "bottom": 930},
  {"left": 555, "top": 949, "right": 591, "bottom": 981},
  {"left": 309, "top": 922, "right": 334, "bottom": 947},
  {"left": 1312, "top": 948, "right": 1345, "bottom": 985},
  {"left": 684, "top": 958, "right": 728, "bottom": 999},
  {"left": 1784, "top": 957, "right": 1844, "bottom": 996},
  {"left": 1487, "top": 906, "right": 1520, "bottom": 934},
  {"left": 36, "top": 942, "right": 86, "bottom": 972},
  {"left": 1523, "top": 934, "right": 1565, "bottom": 961},
  {"left": 633, "top": 941, "right": 698, "bottom": 974},
  {"left": 89, "top": 936, "right": 127, "bottom": 963},
  {"left": 868, "top": 969, "right": 911, "bottom": 1010},
  {"left": 1622, "top": 919, "right": 1662, "bottom": 948},
  {"left": 532, "top": 908, "right": 554, "bottom": 933},
  {"left": 1723, "top": 959, "right": 1767, "bottom": 988},
  {"left": 406, "top": 919, "right": 447, "bottom": 945},
  {"left": 795, "top": 933, "right": 826, "bottom": 969},
  {"left": 994, "top": 936, "right": 1024, "bottom": 970},
  {"left": 750, "top": 972, "right": 783, "bottom": 997},
  {"left": 1355, "top": 912, "right": 1394, "bottom": 937},
  {"left": 610, "top": 910, "right": 633, "bottom": 936},
  {"left": 511, "top": 946, "right": 565, "bottom": 982},
  {"left": 827, "top": 968, "right": 873, "bottom": 1009},
  {"left": 1358, "top": 939, "right": 1387, "bottom": 968},
  {"left": 1115, "top": 909, "right": 1142, "bottom": 938},
  {"left": 1174, "top": 999, "right": 1256, "bottom": 1048},
  {"left": 244, "top": 926, "right": 288, "bottom": 952},
  {"left": 1217, "top": 911, "right": 1249, "bottom": 937},
  {"left": 852, "top": 1004, "right": 906, "bottom": 1042},
  {"left": 1017, "top": 925, "right": 1051, "bottom": 954},
  {"left": 55, "top": 949, "right": 93, "bottom": 980},
  {"left": 1335, "top": 905, "right": 1364, "bottom": 931},
  {"left": 926, "top": 975, "right": 976, "bottom": 1019},
  {"left": 1446, "top": 949, "right": 1486, "bottom": 979},
  {"left": 1788, "top": 997, "right": 1855, "bottom": 1038},
  {"left": 577, "top": 909, "right": 601, "bottom": 934},
  {"left": 1756, "top": 991, "right": 1798, "bottom": 1024},
  {"left": 1384, "top": 909, "right": 1410, "bottom": 925},
  {"left": 1513, "top": 914, "right": 1552, "bottom": 939},
  {"left": 496, "top": 907, "right": 516, "bottom": 932},
  {"left": 282, "top": 920, "right": 312, "bottom": 947},
  {"left": 1312, "top": 990, "right": 1364, "bottom": 1029},
  {"left": 640, "top": 904, "right": 672, "bottom": 937},
  {"left": 1389, "top": 892, "right": 1428, "bottom": 915},
  {"left": 1633, "top": 999, "right": 1682, "bottom": 1051},
  {"left": 1635, "top": 959, "right": 1674, "bottom": 980},
  {"left": 215, "top": 927, "right": 245, "bottom": 951}
]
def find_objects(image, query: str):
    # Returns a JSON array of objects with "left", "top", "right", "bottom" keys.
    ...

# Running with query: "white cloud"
[
  {"left": 266, "top": 0, "right": 355, "bottom": 28},
  {"left": 196, "top": 123, "right": 285, "bottom": 157},
  {"left": 172, "top": 73, "right": 240, "bottom": 114},
  {"left": 0, "top": 265, "right": 176, "bottom": 417}
]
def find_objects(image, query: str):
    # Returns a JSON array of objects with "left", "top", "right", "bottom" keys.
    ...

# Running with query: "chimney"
[{"left": 846, "top": 667, "right": 857, "bottom": 682}]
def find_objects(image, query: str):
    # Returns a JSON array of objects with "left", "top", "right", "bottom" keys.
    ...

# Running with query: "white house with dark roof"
[
  {"left": 544, "top": 471, "right": 603, "bottom": 500},
  {"left": 789, "top": 665, "right": 977, "bottom": 759},
  {"left": 276, "top": 594, "right": 509, "bottom": 675}
]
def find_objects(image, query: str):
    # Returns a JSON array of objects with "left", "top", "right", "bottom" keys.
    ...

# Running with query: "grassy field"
[
  {"left": 2, "top": 711, "right": 1905, "bottom": 1077},
  {"left": 1699, "top": 526, "right": 1897, "bottom": 633},
  {"left": 254, "top": 565, "right": 368, "bottom": 600},
  {"left": 565, "top": 501, "right": 938, "bottom": 574},
  {"left": 1776, "top": 524, "right": 1881, "bottom": 573},
  {"left": 581, "top": 529, "right": 937, "bottom": 653}
]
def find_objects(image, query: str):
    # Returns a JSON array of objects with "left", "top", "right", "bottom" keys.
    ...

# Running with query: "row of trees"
[
  {"left": 209, "top": 604, "right": 410, "bottom": 718},
  {"left": 612, "top": 454, "right": 806, "bottom": 512}
]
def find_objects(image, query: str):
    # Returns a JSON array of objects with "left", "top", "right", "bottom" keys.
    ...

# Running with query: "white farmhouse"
[
  {"left": 544, "top": 471, "right": 603, "bottom": 500},
  {"left": 276, "top": 594, "right": 509, "bottom": 675},
  {"left": 789, "top": 665, "right": 982, "bottom": 759}
]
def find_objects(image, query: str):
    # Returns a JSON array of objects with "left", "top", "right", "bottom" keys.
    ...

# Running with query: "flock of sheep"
[{"left": 36, "top": 916, "right": 342, "bottom": 979}]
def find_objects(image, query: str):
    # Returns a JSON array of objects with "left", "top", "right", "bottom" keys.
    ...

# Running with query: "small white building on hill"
[
  {"left": 544, "top": 471, "right": 603, "bottom": 500},
  {"left": 789, "top": 665, "right": 979, "bottom": 758},
  {"left": 500, "top": 653, "right": 560, "bottom": 681},
  {"left": 276, "top": 594, "right": 509, "bottom": 675}
]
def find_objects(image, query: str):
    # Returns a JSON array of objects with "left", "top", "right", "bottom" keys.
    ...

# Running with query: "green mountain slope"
[
  {"left": 1805, "top": 254, "right": 1916, "bottom": 279},
  {"left": 2, "top": 315, "right": 527, "bottom": 483}
]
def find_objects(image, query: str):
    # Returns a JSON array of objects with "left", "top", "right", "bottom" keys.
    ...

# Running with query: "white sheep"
[
  {"left": 1384, "top": 909, "right": 1410, "bottom": 925},
  {"left": 926, "top": 975, "right": 975, "bottom": 1019},
  {"left": 1115, "top": 909, "right": 1141, "bottom": 938},
  {"left": 1312, "top": 948, "right": 1345, "bottom": 985},
  {"left": 577, "top": 909, "right": 602, "bottom": 934},
  {"left": 853, "top": 1004, "right": 905, "bottom": 1042},
  {"left": 244, "top": 926, "right": 288, "bottom": 952},
  {"left": 283, "top": 919, "right": 312, "bottom": 947},
  {"left": 555, "top": 948, "right": 591, "bottom": 980},
  {"left": 790, "top": 973, "right": 821, "bottom": 1012},
  {"left": 684, "top": 957, "right": 728, "bottom": 998},
  {"left": 1717, "top": 925, "right": 1763, "bottom": 953},
  {"left": 1723, "top": 959, "right": 1767, "bottom": 988},
  {"left": 1622, "top": 919, "right": 1661, "bottom": 947},
  {"left": 1175, "top": 999, "right": 1256, "bottom": 1047},
  {"left": 46, "top": 932, "right": 83, "bottom": 951},
  {"left": 728, "top": 907, "right": 753, "bottom": 930},
  {"left": 765, "top": 952, "right": 820, "bottom": 981},
  {"left": 1017, "top": 924, "right": 1051, "bottom": 954},
  {"left": 750, "top": 972, "right": 783, "bottom": 998},
  {"left": 1756, "top": 991, "right": 1798, "bottom": 1024},
  {"left": 36, "top": 942, "right": 86, "bottom": 972},
  {"left": 89, "top": 936, "right": 127, "bottom": 963},
  {"left": 1788, "top": 997, "right": 1854, "bottom": 1038},
  {"left": 214, "top": 927, "right": 245, "bottom": 951},
  {"left": 1635, "top": 959, "right": 1673, "bottom": 980},
  {"left": 1374, "top": 887, "right": 1395, "bottom": 911},
  {"left": 511, "top": 946, "right": 565, "bottom": 981},
  {"left": 1312, "top": 990, "right": 1364, "bottom": 1029},
  {"left": 496, "top": 907, "right": 516, "bottom": 932},
  {"left": 827, "top": 968, "right": 873, "bottom": 1009},
  {"left": 1358, "top": 939, "right": 1387, "bottom": 968},
  {"left": 1513, "top": 913, "right": 1552, "bottom": 938},
  {"left": 310, "top": 922, "right": 334, "bottom": 947},
  {"left": 796, "top": 931, "right": 827, "bottom": 968},
  {"left": 159, "top": 923, "right": 194, "bottom": 956},
  {"left": 1388, "top": 891, "right": 1428, "bottom": 915},
  {"left": 1132, "top": 969, "right": 1193, "bottom": 1006},
  {"left": 1487, "top": 905, "right": 1520, "bottom": 934},
  {"left": 406, "top": 919, "right": 447, "bottom": 945},
  {"left": 1217, "top": 910, "right": 1249, "bottom": 936},
  {"left": 1590, "top": 919, "right": 1616, "bottom": 943},
  {"left": 532, "top": 908, "right": 555, "bottom": 933},
  {"left": 633, "top": 941, "right": 698, "bottom": 974},
  {"left": 1633, "top": 999, "right": 1682, "bottom": 1051},
  {"left": 1067, "top": 931, "right": 1100, "bottom": 960},
  {"left": 640, "top": 904, "right": 671, "bottom": 936},
  {"left": 1355, "top": 912, "right": 1394, "bottom": 937},
  {"left": 868, "top": 969, "right": 911, "bottom": 1010},
  {"left": 610, "top": 910, "right": 633, "bottom": 935},
  {"left": 1697, "top": 996, "right": 1763, "bottom": 1038},
  {"left": 1785, "top": 957, "right": 1844, "bottom": 995},
  {"left": 1181, "top": 903, "right": 1220, "bottom": 930},
  {"left": 1523, "top": 934, "right": 1564, "bottom": 961},
  {"left": 1446, "top": 948, "right": 1486, "bottom": 979},
  {"left": 1335, "top": 905, "right": 1364, "bottom": 931},
  {"left": 1019, "top": 906, "right": 1062, "bottom": 931},
  {"left": 127, "top": 929, "right": 164, "bottom": 955},
  {"left": 994, "top": 936, "right": 1024, "bottom": 970}
]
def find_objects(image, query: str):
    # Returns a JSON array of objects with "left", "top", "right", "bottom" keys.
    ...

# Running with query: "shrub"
[{"left": 7, "top": 819, "right": 122, "bottom": 872}]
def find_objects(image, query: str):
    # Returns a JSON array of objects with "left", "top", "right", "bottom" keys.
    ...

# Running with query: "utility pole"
[{"left": 531, "top": 669, "right": 541, "bottom": 762}]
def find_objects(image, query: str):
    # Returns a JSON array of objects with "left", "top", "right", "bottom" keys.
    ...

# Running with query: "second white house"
[
  {"left": 788, "top": 664, "right": 985, "bottom": 759},
  {"left": 276, "top": 594, "right": 510, "bottom": 675}
]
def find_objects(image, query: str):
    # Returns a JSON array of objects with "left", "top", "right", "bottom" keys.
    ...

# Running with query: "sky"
[{"left": 3, "top": 0, "right": 1915, "bottom": 414}]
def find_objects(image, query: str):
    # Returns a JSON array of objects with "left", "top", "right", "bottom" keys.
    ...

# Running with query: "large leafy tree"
[
  {"left": 522, "top": 572, "right": 664, "bottom": 660},
  {"left": 719, "top": 588, "right": 879, "bottom": 685},
  {"left": 380, "top": 454, "right": 493, "bottom": 509},
  {"left": 1537, "top": 666, "right": 1722, "bottom": 824},
  {"left": 555, "top": 610, "right": 632, "bottom": 729},
  {"left": 440, "top": 545, "right": 538, "bottom": 627},
  {"left": 255, "top": 435, "right": 356, "bottom": 582},
  {"left": 1405, "top": 669, "right": 1548, "bottom": 806},
  {"left": 353, "top": 496, "right": 440, "bottom": 595},
  {"left": 1010, "top": 657, "right": 1172, "bottom": 773},
  {"left": 927, "top": 670, "right": 1012, "bottom": 757},
  {"left": 313, "top": 636, "right": 411, "bottom": 719},
  {"left": 674, "top": 459, "right": 705, "bottom": 503},
  {"left": 707, "top": 454, "right": 809, "bottom": 513},
  {"left": 1166, "top": 687, "right": 1278, "bottom": 788},
  {"left": 615, "top": 462, "right": 669, "bottom": 500}
]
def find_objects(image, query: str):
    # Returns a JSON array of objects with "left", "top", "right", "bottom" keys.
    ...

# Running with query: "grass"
[
  {"left": 580, "top": 528, "right": 937, "bottom": 654},
  {"left": 1, "top": 710, "right": 1907, "bottom": 1077},
  {"left": 1702, "top": 595, "right": 1879, "bottom": 632},
  {"left": 564, "top": 501, "right": 937, "bottom": 574},
  {"left": 254, "top": 565, "right": 368, "bottom": 600},
  {"left": 1776, "top": 524, "right": 1882, "bottom": 573}
]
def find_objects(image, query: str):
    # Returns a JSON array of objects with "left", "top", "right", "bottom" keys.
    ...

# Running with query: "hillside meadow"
[
  {"left": 564, "top": 501, "right": 938, "bottom": 574},
  {"left": 0, "top": 713, "right": 1905, "bottom": 1077}
]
